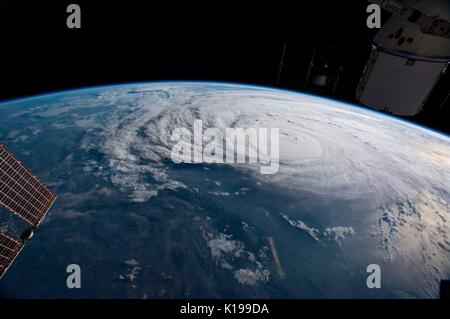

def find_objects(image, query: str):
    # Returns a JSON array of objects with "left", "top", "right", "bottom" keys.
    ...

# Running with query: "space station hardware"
[
  {"left": 304, "top": 45, "right": 350, "bottom": 94},
  {"left": 357, "top": 0, "right": 450, "bottom": 116},
  {"left": 0, "top": 232, "right": 24, "bottom": 279},
  {"left": 441, "top": 280, "right": 450, "bottom": 299},
  {"left": 0, "top": 143, "right": 56, "bottom": 278}
]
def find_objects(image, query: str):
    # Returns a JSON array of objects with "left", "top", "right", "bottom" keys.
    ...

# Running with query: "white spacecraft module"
[
  {"left": 357, "top": 0, "right": 450, "bottom": 116},
  {"left": 0, "top": 143, "right": 56, "bottom": 278}
]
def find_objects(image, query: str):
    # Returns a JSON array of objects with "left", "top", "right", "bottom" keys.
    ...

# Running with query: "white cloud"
[
  {"left": 233, "top": 267, "right": 270, "bottom": 286},
  {"left": 205, "top": 231, "right": 270, "bottom": 285},
  {"left": 323, "top": 226, "right": 355, "bottom": 244},
  {"left": 280, "top": 213, "right": 321, "bottom": 242},
  {"left": 281, "top": 213, "right": 355, "bottom": 246}
]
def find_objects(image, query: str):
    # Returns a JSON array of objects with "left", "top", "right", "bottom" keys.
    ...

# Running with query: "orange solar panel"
[
  {"left": 0, "top": 144, "right": 56, "bottom": 227},
  {"left": 0, "top": 231, "right": 23, "bottom": 278}
]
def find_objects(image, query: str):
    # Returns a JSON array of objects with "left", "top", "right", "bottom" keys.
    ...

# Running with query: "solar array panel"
[
  {"left": 0, "top": 144, "right": 56, "bottom": 227},
  {"left": 0, "top": 231, "right": 23, "bottom": 278}
]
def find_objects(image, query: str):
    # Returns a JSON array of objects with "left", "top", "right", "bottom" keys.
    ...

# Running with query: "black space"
[{"left": 0, "top": 0, "right": 448, "bottom": 133}]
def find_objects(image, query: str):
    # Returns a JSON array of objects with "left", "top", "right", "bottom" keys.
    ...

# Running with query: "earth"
[{"left": 0, "top": 82, "right": 449, "bottom": 298}]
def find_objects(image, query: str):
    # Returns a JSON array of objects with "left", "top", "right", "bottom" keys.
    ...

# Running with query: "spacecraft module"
[{"left": 357, "top": 0, "right": 450, "bottom": 116}]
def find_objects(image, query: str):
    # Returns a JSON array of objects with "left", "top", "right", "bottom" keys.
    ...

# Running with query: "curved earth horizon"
[{"left": 0, "top": 82, "right": 449, "bottom": 298}]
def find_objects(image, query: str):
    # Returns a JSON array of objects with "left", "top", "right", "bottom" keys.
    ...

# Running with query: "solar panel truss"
[
  {"left": 0, "top": 231, "right": 24, "bottom": 279},
  {"left": 0, "top": 144, "right": 56, "bottom": 227}
]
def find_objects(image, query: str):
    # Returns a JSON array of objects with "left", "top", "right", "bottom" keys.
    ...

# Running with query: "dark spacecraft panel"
[
  {"left": 0, "top": 144, "right": 56, "bottom": 227},
  {"left": 357, "top": 50, "right": 447, "bottom": 116},
  {"left": 0, "top": 231, "right": 23, "bottom": 278}
]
